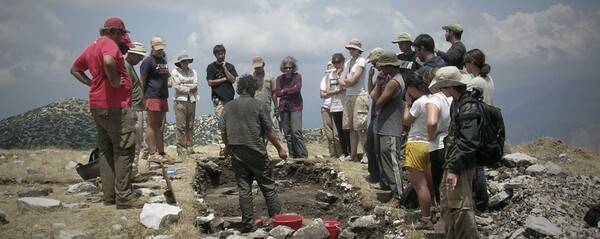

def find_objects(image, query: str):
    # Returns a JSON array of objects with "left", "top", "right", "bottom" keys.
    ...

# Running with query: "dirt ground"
[{"left": 0, "top": 138, "right": 596, "bottom": 238}]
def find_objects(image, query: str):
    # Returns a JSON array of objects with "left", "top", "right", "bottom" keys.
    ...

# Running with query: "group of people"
[
  {"left": 71, "top": 17, "right": 495, "bottom": 237},
  {"left": 318, "top": 23, "right": 495, "bottom": 238}
]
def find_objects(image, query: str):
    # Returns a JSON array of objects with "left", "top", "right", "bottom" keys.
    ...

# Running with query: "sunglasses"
[
  {"left": 284, "top": 67, "right": 293, "bottom": 70},
  {"left": 332, "top": 61, "right": 342, "bottom": 64}
]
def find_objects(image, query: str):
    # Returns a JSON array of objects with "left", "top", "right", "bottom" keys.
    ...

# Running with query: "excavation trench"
[{"left": 193, "top": 158, "right": 368, "bottom": 232}]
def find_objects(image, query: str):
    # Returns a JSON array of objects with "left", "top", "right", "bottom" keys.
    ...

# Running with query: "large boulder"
[{"left": 140, "top": 203, "right": 182, "bottom": 229}]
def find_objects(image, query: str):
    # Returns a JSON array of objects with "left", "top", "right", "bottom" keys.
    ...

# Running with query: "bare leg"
[
  {"left": 349, "top": 129, "right": 358, "bottom": 159},
  {"left": 408, "top": 168, "right": 432, "bottom": 218}
]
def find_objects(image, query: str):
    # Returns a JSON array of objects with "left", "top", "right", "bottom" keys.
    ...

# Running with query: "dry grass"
[
  {"left": 512, "top": 137, "right": 600, "bottom": 176},
  {"left": 4, "top": 137, "right": 593, "bottom": 238}
]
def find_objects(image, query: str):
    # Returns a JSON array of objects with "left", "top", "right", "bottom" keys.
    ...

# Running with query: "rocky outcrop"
[{"left": 0, "top": 98, "right": 325, "bottom": 149}]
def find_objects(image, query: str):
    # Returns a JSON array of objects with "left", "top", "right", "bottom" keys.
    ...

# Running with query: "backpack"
[
  {"left": 584, "top": 203, "right": 600, "bottom": 227},
  {"left": 457, "top": 95, "right": 506, "bottom": 167}
]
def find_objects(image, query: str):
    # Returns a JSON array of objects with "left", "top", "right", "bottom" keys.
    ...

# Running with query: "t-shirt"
[
  {"left": 140, "top": 55, "right": 170, "bottom": 99},
  {"left": 407, "top": 95, "right": 430, "bottom": 142},
  {"left": 219, "top": 94, "right": 272, "bottom": 156},
  {"left": 426, "top": 92, "right": 453, "bottom": 152},
  {"left": 73, "top": 37, "right": 132, "bottom": 109},
  {"left": 125, "top": 61, "right": 144, "bottom": 111},
  {"left": 397, "top": 52, "right": 419, "bottom": 75},
  {"left": 469, "top": 75, "right": 495, "bottom": 106},
  {"left": 320, "top": 76, "right": 332, "bottom": 109},
  {"left": 206, "top": 62, "right": 238, "bottom": 101},
  {"left": 253, "top": 72, "right": 275, "bottom": 111},
  {"left": 416, "top": 56, "right": 445, "bottom": 78},
  {"left": 344, "top": 57, "right": 367, "bottom": 95},
  {"left": 328, "top": 71, "right": 344, "bottom": 112}
]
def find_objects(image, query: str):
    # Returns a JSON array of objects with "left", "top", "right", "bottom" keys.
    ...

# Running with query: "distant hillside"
[
  {"left": 0, "top": 98, "right": 325, "bottom": 149},
  {"left": 0, "top": 98, "right": 95, "bottom": 149}
]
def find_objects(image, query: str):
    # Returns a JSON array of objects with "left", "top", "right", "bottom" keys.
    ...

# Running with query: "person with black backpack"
[
  {"left": 464, "top": 49, "right": 495, "bottom": 213},
  {"left": 429, "top": 66, "right": 480, "bottom": 238}
]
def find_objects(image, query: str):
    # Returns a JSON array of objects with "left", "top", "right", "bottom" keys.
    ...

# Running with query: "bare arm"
[
  {"left": 103, "top": 55, "right": 121, "bottom": 88},
  {"left": 426, "top": 103, "right": 441, "bottom": 141},
  {"left": 265, "top": 128, "right": 288, "bottom": 160},
  {"left": 220, "top": 131, "right": 229, "bottom": 158},
  {"left": 367, "top": 66, "right": 375, "bottom": 94},
  {"left": 404, "top": 105, "right": 416, "bottom": 126},
  {"left": 222, "top": 62, "right": 235, "bottom": 84},
  {"left": 70, "top": 65, "right": 92, "bottom": 86},
  {"left": 344, "top": 65, "right": 364, "bottom": 87},
  {"left": 375, "top": 80, "right": 400, "bottom": 109}
]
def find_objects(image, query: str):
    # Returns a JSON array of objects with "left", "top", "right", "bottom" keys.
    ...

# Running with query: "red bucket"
[
  {"left": 324, "top": 221, "right": 340, "bottom": 239},
  {"left": 272, "top": 214, "right": 304, "bottom": 230}
]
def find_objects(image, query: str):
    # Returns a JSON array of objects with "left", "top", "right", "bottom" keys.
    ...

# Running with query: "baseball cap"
[
  {"left": 104, "top": 17, "right": 129, "bottom": 33},
  {"left": 150, "top": 36, "right": 165, "bottom": 50},
  {"left": 442, "top": 23, "right": 463, "bottom": 33},
  {"left": 120, "top": 34, "right": 134, "bottom": 48},
  {"left": 252, "top": 56, "right": 265, "bottom": 68}
]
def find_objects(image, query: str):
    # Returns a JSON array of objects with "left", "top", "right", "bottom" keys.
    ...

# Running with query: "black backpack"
[
  {"left": 457, "top": 95, "right": 506, "bottom": 167},
  {"left": 585, "top": 203, "right": 600, "bottom": 227}
]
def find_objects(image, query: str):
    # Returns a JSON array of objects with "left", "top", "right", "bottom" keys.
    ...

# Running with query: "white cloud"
[{"left": 470, "top": 4, "right": 600, "bottom": 63}]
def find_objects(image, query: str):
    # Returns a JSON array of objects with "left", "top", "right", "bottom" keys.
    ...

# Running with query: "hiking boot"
[
  {"left": 131, "top": 174, "right": 149, "bottom": 183},
  {"left": 116, "top": 195, "right": 147, "bottom": 209},
  {"left": 241, "top": 223, "right": 257, "bottom": 233},
  {"left": 103, "top": 199, "right": 116, "bottom": 206},
  {"left": 415, "top": 218, "right": 434, "bottom": 230}
]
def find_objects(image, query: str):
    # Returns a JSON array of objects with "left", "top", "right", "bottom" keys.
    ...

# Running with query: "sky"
[{"left": 1, "top": 0, "right": 599, "bottom": 147}]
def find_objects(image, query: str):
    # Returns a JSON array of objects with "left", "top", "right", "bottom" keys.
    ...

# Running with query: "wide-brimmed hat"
[
  {"left": 150, "top": 36, "right": 165, "bottom": 50},
  {"left": 376, "top": 51, "right": 401, "bottom": 67},
  {"left": 175, "top": 53, "right": 193, "bottom": 67},
  {"left": 392, "top": 32, "right": 412, "bottom": 43},
  {"left": 366, "top": 47, "right": 384, "bottom": 63},
  {"left": 252, "top": 56, "right": 265, "bottom": 68},
  {"left": 325, "top": 61, "right": 335, "bottom": 73},
  {"left": 345, "top": 38, "right": 363, "bottom": 51},
  {"left": 128, "top": 42, "right": 147, "bottom": 56},
  {"left": 442, "top": 23, "right": 463, "bottom": 33},
  {"left": 104, "top": 17, "right": 130, "bottom": 33},
  {"left": 428, "top": 66, "right": 472, "bottom": 92}
]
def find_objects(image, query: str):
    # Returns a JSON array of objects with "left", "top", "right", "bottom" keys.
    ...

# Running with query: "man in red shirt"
[{"left": 70, "top": 17, "right": 146, "bottom": 209}]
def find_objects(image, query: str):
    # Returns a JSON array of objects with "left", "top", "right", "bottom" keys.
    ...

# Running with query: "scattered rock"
[
  {"left": 151, "top": 235, "right": 174, "bottom": 239},
  {"left": 488, "top": 190, "right": 511, "bottom": 208},
  {"left": 135, "top": 188, "right": 157, "bottom": 197},
  {"left": 544, "top": 161, "right": 562, "bottom": 175},
  {"left": 315, "top": 190, "right": 339, "bottom": 204},
  {"left": 58, "top": 229, "right": 85, "bottom": 239},
  {"left": 502, "top": 153, "right": 538, "bottom": 167},
  {"left": 245, "top": 229, "right": 269, "bottom": 238},
  {"left": 148, "top": 196, "right": 166, "bottom": 204},
  {"left": 475, "top": 215, "right": 494, "bottom": 226},
  {"left": 67, "top": 182, "right": 99, "bottom": 194},
  {"left": 140, "top": 203, "right": 182, "bottom": 229},
  {"left": 17, "top": 197, "right": 62, "bottom": 209},
  {"left": 196, "top": 213, "right": 215, "bottom": 224},
  {"left": 111, "top": 223, "right": 123, "bottom": 232},
  {"left": 525, "top": 215, "right": 562, "bottom": 237},
  {"left": 17, "top": 188, "right": 51, "bottom": 197},
  {"left": 525, "top": 164, "right": 546, "bottom": 174},
  {"left": 52, "top": 222, "right": 66, "bottom": 229},
  {"left": 349, "top": 215, "right": 379, "bottom": 230},
  {"left": 291, "top": 222, "right": 329, "bottom": 239},
  {"left": 270, "top": 225, "right": 294, "bottom": 239}
]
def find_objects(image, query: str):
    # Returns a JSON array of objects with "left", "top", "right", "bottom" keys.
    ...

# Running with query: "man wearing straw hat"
[{"left": 125, "top": 42, "right": 148, "bottom": 181}]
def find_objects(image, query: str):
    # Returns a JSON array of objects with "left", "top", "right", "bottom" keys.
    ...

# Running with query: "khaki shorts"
[
  {"left": 342, "top": 94, "right": 369, "bottom": 130},
  {"left": 404, "top": 141, "right": 430, "bottom": 171}
]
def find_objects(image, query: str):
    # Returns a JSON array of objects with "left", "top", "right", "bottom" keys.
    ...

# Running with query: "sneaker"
[
  {"left": 116, "top": 195, "right": 147, "bottom": 209},
  {"left": 339, "top": 155, "right": 351, "bottom": 162},
  {"left": 415, "top": 218, "right": 434, "bottom": 230}
]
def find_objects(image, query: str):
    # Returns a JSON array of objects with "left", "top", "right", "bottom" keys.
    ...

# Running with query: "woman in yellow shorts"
[{"left": 403, "top": 72, "right": 435, "bottom": 229}]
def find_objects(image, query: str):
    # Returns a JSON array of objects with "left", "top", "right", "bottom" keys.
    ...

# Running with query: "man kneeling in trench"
[{"left": 219, "top": 74, "right": 288, "bottom": 232}]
